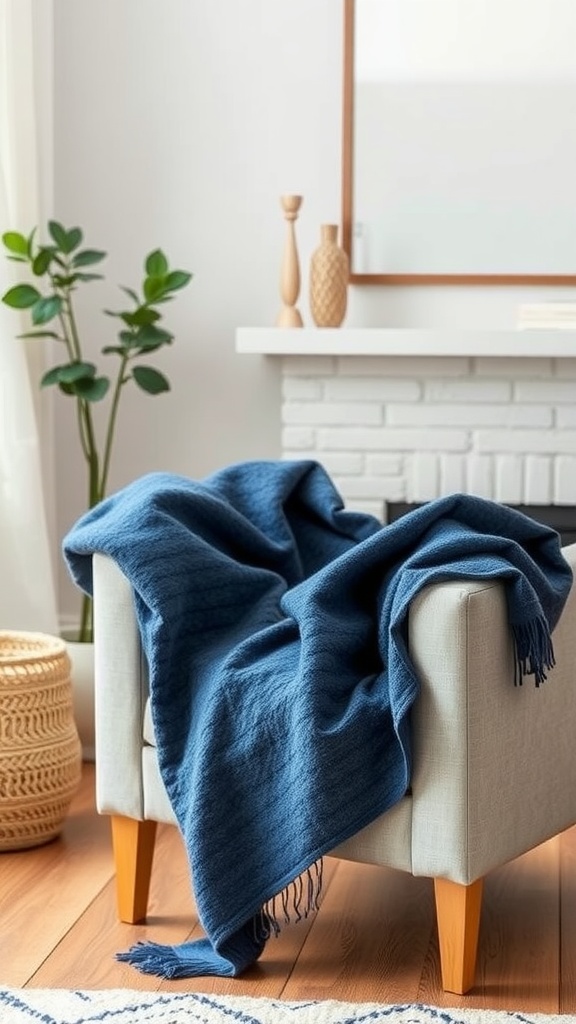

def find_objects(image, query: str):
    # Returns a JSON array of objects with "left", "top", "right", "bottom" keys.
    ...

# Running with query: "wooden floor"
[{"left": 3, "top": 763, "right": 576, "bottom": 1011}]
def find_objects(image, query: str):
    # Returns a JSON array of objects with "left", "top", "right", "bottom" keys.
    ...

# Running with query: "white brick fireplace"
[{"left": 236, "top": 329, "right": 576, "bottom": 521}]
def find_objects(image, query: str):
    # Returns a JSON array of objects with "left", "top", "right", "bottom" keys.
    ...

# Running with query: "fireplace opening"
[{"left": 385, "top": 503, "right": 576, "bottom": 547}]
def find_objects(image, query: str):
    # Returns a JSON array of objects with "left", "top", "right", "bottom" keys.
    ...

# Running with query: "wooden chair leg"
[
  {"left": 110, "top": 815, "right": 158, "bottom": 924},
  {"left": 434, "top": 876, "right": 483, "bottom": 994}
]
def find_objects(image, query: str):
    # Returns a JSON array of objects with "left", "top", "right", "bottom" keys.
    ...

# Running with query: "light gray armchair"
[{"left": 92, "top": 543, "right": 576, "bottom": 995}]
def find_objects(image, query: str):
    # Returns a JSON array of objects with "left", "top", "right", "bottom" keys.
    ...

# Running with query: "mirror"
[{"left": 342, "top": 0, "right": 576, "bottom": 284}]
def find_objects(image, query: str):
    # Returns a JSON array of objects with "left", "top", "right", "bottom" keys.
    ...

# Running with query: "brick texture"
[{"left": 280, "top": 357, "right": 576, "bottom": 511}]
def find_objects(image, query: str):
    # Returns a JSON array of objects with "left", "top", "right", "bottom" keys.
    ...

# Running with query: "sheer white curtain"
[{"left": 0, "top": 0, "right": 58, "bottom": 633}]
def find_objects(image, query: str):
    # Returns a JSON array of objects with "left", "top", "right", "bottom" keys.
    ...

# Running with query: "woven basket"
[{"left": 0, "top": 631, "right": 82, "bottom": 850}]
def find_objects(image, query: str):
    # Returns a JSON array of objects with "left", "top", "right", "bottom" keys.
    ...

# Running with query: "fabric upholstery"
[{"left": 93, "top": 541, "right": 576, "bottom": 886}]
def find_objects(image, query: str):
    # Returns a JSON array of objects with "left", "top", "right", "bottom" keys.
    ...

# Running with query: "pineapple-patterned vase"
[{"left": 309, "top": 224, "right": 349, "bottom": 328}]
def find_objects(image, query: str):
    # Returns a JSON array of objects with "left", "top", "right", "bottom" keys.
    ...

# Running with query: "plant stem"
[
  {"left": 86, "top": 409, "right": 100, "bottom": 506},
  {"left": 62, "top": 284, "right": 101, "bottom": 507},
  {"left": 55, "top": 290, "right": 91, "bottom": 469},
  {"left": 78, "top": 593, "right": 93, "bottom": 644},
  {"left": 64, "top": 289, "right": 82, "bottom": 362},
  {"left": 100, "top": 352, "right": 129, "bottom": 501}
]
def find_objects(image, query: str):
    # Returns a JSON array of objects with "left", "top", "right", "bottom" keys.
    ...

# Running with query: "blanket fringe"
[
  {"left": 512, "top": 615, "right": 556, "bottom": 687},
  {"left": 116, "top": 861, "right": 325, "bottom": 979},
  {"left": 255, "top": 858, "right": 324, "bottom": 941},
  {"left": 115, "top": 941, "right": 221, "bottom": 979},
  {"left": 115, "top": 931, "right": 262, "bottom": 979}
]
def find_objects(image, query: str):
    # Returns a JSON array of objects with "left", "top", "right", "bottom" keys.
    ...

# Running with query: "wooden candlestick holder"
[{"left": 276, "top": 194, "right": 303, "bottom": 328}]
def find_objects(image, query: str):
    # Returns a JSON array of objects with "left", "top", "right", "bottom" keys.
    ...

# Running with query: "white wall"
[
  {"left": 52, "top": 0, "right": 344, "bottom": 618},
  {"left": 50, "top": 0, "right": 576, "bottom": 621}
]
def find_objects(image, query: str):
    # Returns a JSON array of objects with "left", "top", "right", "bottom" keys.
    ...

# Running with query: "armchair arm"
[
  {"left": 93, "top": 552, "right": 149, "bottom": 819},
  {"left": 409, "top": 542, "right": 576, "bottom": 884}
]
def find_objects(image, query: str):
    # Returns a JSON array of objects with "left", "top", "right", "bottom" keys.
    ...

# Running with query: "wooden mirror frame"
[{"left": 341, "top": 0, "right": 576, "bottom": 286}]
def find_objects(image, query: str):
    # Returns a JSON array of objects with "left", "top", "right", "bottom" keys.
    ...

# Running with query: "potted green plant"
[{"left": 1, "top": 221, "right": 192, "bottom": 644}]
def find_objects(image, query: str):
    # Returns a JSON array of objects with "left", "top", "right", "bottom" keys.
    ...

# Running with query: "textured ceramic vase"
[{"left": 309, "top": 224, "right": 349, "bottom": 328}]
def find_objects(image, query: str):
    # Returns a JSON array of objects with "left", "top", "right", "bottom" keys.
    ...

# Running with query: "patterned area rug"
[{"left": 0, "top": 990, "right": 574, "bottom": 1024}]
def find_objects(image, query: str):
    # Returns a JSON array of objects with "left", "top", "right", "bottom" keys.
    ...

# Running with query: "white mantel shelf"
[{"left": 236, "top": 327, "right": 576, "bottom": 358}]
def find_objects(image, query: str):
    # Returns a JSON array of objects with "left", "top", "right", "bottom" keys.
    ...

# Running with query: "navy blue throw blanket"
[{"left": 63, "top": 460, "right": 572, "bottom": 979}]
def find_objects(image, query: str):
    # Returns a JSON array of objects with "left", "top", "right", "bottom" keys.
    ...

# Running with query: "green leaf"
[
  {"left": 132, "top": 365, "right": 170, "bottom": 394},
  {"left": 41, "top": 365, "right": 67, "bottom": 387},
  {"left": 32, "top": 248, "right": 54, "bottom": 276},
  {"left": 64, "top": 227, "right": 83, "bottom": 253},
  {"left": 2, "top": 231, "right": 28, "bottom": 256},
  {"left": 143, "top": 276, "right": 167, "bottom": 303},
  {"left": 48, "top": 221, "right": 68, "bottom": 249},
  {"left": 58, "top": 362, "right": 97, "bottom": 383},
  {"left": 32, "top": 295, "right": 63, "bottom": 325},
  {"left": 120, "top": 286, "right": 140, "bottom": 305},
  {"left": 71, "top": 249, "right": 106, "bottom": 268},
  {"left": 132, "top": 338, "right": 165, "bottom": 354},
  {"left": 41, "top": 362, "right": 96, "bottom": 387},
  {"left": 26, "top": 228, "right": 37, "bottom": 258},
  {"left": 49, "top": 222, "right": 82, "bottom": 254},
  {"left": 104, "top": 308, "right": 135, "bottom": 322},
  {"left": 18, "top": 330, "right": 61, "bottom": 341},
  {"left": 118, "top": 329, "right": 137, "bottom": 348},
  {"left": 165, "top": 270, "right": 192, "bottom": 292},
  {"left": 118, "top": 311, "right": 140, "bottom": 328},
  {"left": 134, "top": 324, "right": 173, "bottom": 350},
  {"left": 102, "top": 346, "right": 125, "bottom": 355},
  {"left": 145, "top": 249, "right": 168, "bottom": 277},
  {"left": 2, "top": 283, "right": 42, "bottom": 309},
  {"left": 53, "top": 274, "right": 78, "bottom": 288},
  {"left": 72, "top": 375, "right": 109, "bottom": 401},
  {"left": 52, "top": 271, "right": 102, "bottom": 287},
  {"left": 128, "top": 306, "right": 161, "bottom": 327}
]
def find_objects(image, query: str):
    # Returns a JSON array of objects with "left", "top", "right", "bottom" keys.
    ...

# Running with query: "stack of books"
[{"left": 517, "top": 302, "right": 576, "bottom": 329}]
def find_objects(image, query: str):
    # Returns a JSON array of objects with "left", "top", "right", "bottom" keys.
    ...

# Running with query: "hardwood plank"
[
  {"left": 32, "top": 804, "right": 339, "bottom": 997},
  {"left": 158, "top": 857, "right": 340, "bottom": 998},
  {"left": 29, "top": 819, "right": 197, "bottom": 989},
  {"left": 6, "top": 765, "right": 574, "bottom": 1007},
  {"left": 418, "top": 837, "right": 560, "bottom": 1012},
  {"left": 560, "top": 824, "right": 576, "bottom": 1012},
  {"left": 476, "top": 838, "right": 559, "bottom": 1012},
  {"left": 0, "top": 766, "right": 113, "bottom": 987},
  {"left": 280, "top": 857, "right": 435, "bottom": 1003}
]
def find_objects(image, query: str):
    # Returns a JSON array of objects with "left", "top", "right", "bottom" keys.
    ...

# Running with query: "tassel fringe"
[
  {"left": 115, "top": 941, "right": 218, "bottom": 979},
  {"left": 255, "top": 858, "right": 324, "bottom": 941},
  {"left": 512, "top": 615, "right": 556, "bottom": 687},
  {"left": 117, "top": 860, "right": 325, "bottom": 978}
]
